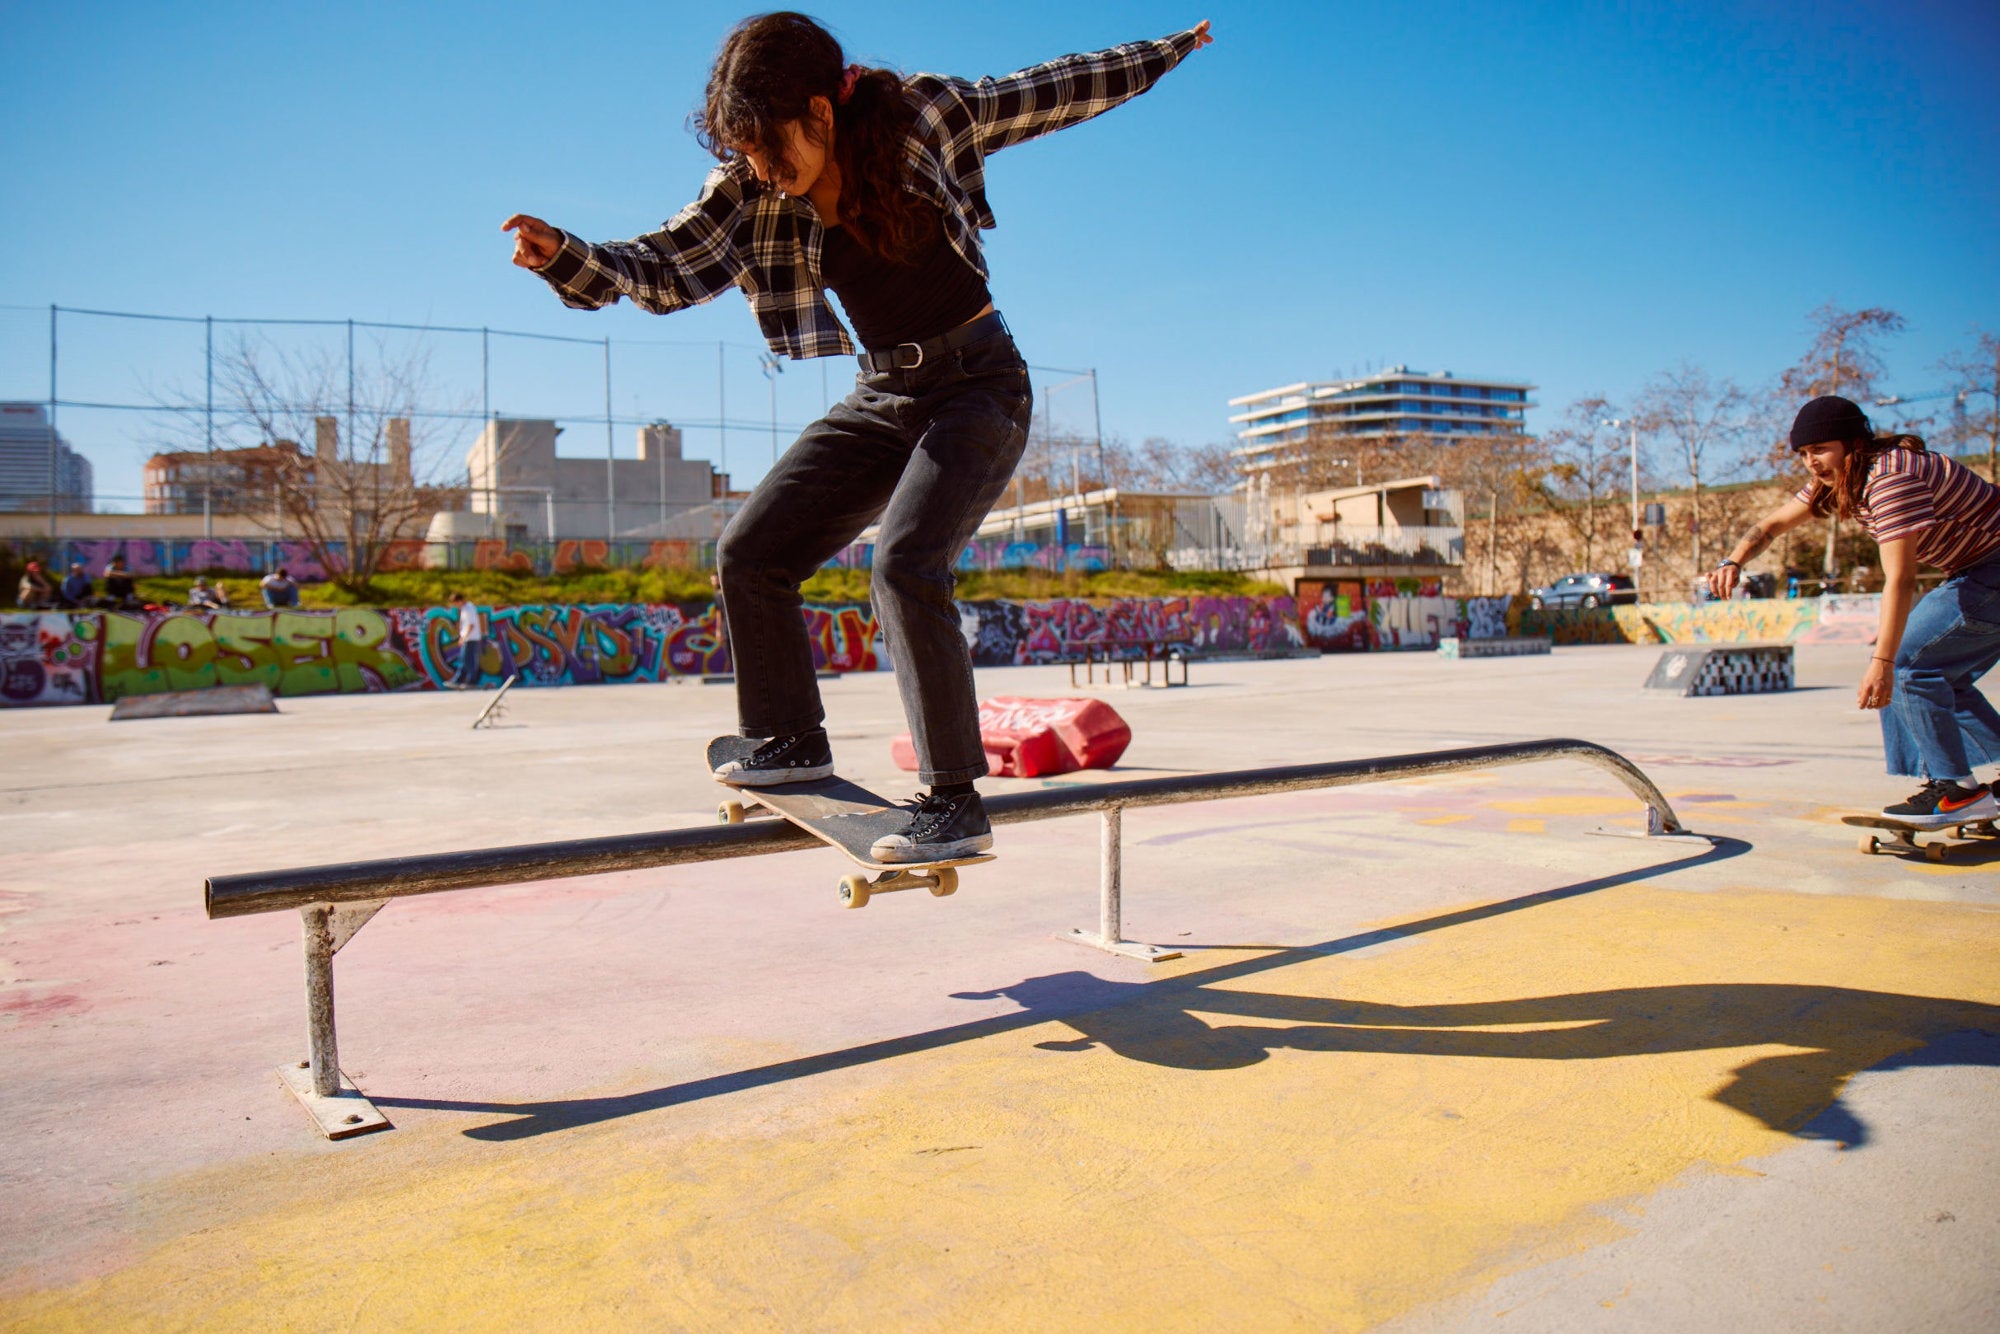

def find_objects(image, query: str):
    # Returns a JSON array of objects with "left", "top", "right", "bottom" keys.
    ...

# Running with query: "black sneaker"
[
  {"left": 871, "top": 790, "right": 993, "bottom": 864},
  {"left": 1881, "top": 779, "right": 1998, "bottom": 829},
  {"left": 712, "top": 729, "right": 835, "bottom": 787}
]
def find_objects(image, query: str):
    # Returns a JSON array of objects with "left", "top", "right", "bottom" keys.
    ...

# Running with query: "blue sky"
[{"left": 3, "top": 0, "right": 1995, "bottom": 508}]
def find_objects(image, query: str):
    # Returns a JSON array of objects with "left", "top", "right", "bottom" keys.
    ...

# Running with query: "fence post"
[
  {"left": 605, "top": 336, "right": 615, "bottom": 547},
  {"left": 47, "top": 304, "right": 57, "bottom": 540},
  {"left": 204, "top": 315, "right": 214, "bottom": 540}
]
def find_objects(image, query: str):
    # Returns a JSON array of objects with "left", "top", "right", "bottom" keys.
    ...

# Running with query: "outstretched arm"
[
  {"left": 1707, "top": 496, "right": 1814, "bottom": 599},
  {"left": 501, "top": 163, "right": 753, "bottom": 316},
  {"left": 949, "top": 20, "right": 1213, "bottom": 155}
]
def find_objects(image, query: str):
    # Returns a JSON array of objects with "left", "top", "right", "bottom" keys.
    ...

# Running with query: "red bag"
[{"left": 890, "top": 697, "right": 1130, "bottom": 778}]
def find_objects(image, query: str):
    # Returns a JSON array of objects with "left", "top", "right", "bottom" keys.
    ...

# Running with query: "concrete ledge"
[
  {"left": 109, "top": 684, "right": 279, "bottom": 720},
  {"left": 1439, "top": 637, "right": 1552, "bottom": 660}
]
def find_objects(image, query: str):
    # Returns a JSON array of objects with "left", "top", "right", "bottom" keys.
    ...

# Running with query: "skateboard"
[
  {"left": 471, "top": 674, "right": 517, "bottom": 730},
  {"left": 707, "top": 736, "right": 994, "bottom": 909},
  {"left": 1842, "top": 813, "right": 2000, "bottom": 862}
]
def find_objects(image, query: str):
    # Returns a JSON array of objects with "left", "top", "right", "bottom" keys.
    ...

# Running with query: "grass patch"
[{"left": 120, "top": 565, "right": 1285, "bottom": 609}]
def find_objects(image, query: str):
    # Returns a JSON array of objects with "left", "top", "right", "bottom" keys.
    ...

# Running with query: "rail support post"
[
  {"left": 278, "top": 900, "right": 392, "bottom": 1139},
  {"left": 1061, "top": 806, "right": 1182, "bottom": 963}
]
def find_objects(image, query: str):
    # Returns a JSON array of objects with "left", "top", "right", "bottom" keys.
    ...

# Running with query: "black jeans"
[{"left": 717, "top": 328, "right": 1031, "bottom": 784}]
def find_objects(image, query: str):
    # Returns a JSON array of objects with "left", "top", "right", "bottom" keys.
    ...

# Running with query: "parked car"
[{"left": 1528, "top": 572, "right": 1638, "bottom": 611}]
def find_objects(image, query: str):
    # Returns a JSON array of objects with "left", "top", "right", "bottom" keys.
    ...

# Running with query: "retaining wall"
[{"left": 0, "top": 594, "right": 1305, "bottom": 708}]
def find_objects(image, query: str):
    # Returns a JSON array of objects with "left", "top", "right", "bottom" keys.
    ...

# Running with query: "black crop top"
[{"left": 819, "top": 204, "right": 991, "bottom": 351}]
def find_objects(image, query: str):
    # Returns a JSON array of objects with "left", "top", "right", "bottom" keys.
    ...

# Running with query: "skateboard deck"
[
  {"left": 1842, "top": 813, "right": 2000, "bottom": 862},
  {"left": 707, "top": 736, "right": 994, "bottom": 908}
]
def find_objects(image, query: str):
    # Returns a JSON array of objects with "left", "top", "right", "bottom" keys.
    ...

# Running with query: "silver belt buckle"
[{"left": 894, "top": 341, "right": 925, "bottom": 370}]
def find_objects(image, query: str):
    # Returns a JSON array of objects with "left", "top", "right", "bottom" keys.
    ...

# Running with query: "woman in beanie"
[
  {"left": 1711, "top": 394, "right": 2000, "bottom": 825},
  {"left": 504, "top": 15, "right": 1212, "bottom": 862}
]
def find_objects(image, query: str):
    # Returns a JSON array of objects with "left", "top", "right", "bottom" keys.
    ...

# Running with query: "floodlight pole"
[{"left": 204, "top": 315, "right": 214, "bottom": 539}]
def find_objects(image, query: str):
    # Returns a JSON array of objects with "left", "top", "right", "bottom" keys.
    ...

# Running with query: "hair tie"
[{"left": 838, "top": 63, "right": 864, "bottom": 105}]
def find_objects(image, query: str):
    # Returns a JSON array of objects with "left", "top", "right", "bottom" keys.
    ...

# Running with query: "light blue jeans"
[{"left": 1883, "top": 551, "right": 2000, "bottom": 780}]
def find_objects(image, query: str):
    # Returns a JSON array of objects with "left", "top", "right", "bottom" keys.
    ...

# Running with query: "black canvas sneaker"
[
  {"left": 711, "top": 729, "right": 835, "bottom": 786},
  {"left": 870, "top": 790, "right": 994, "bottom": 863},
  {"left": 1881, "top": 779, "right": 1998, "bottom": 828}
]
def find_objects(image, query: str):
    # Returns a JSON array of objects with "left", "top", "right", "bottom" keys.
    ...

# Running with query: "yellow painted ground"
[{"left": 7, "top": 883, "right": 1998, "bottom": 1333}]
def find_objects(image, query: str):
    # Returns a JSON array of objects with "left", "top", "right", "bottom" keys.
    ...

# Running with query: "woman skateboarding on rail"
[
  {"left": 506, "top": 14, "right": 1213, "bottom": 862},
  {"left": 1711, "top": 394, "right": 2000, "bottom": 827}
]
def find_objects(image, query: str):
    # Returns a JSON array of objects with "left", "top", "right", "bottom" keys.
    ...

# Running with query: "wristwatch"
[{"left": 1715, "top": 559, "right": 1741, "bottom": 570}]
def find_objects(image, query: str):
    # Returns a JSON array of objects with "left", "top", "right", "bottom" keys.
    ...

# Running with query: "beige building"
[
  {"left": 1240, "top": 473, "right": 1465, "bottom": 587},
  {"left": 449, "top": 418, "right": 723, "bottom": 543}
]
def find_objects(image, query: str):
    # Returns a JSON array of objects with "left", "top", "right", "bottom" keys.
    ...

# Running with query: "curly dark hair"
[
  {"left": 1808, "top": 433, "right": 1928, "bottom": 521},
  {"left": 694, "top": 12, "right": 926, "bottom": 262}
]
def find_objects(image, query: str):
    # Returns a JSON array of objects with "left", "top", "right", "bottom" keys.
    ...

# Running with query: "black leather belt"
[{"left": 857, "top": 310, "right": 1008, "bottom": 373}]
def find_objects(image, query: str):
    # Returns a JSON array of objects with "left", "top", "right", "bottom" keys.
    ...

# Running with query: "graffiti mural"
[
  {"left": 1, "top": 594, "right": 1306, "bottom": 707},
  {"left": 0, "top": 613, "right": 94, "bottom": 706},
  {"left": 1520, "top": 596, "right": 1841, "bottom": 646},
  {"left": 987, "top": 595, "right": 1302, "bottom": 666},
  {"left": 1297, "top": 579, "right": 1373, "bottom": 652}
]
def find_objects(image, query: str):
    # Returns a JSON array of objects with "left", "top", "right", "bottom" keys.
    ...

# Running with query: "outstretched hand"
[
  {"left": 502, "top": 214, "right": 563, "bottom": 269},
  {"left": 1191, "top": 19, "right": 1213, "bottom": 47}
]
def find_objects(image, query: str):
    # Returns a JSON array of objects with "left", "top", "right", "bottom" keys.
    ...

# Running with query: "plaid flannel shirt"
[{"left": 533, "top": 27, "right": 1204, "bottom": 359}]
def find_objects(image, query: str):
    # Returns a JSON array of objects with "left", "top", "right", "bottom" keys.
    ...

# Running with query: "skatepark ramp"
[{"left": 204, "top": 738, "right": 1697, "bottom": 1139}]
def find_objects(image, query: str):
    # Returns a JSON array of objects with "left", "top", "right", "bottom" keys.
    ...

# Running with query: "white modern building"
[
  {"left": 0, "top": 403, "right": 92, "bottom": 513},
  {"left": 1229, "top": 367, "right": 1535, "bottom": 473}
]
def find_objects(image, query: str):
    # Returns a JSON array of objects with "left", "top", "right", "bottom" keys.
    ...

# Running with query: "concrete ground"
[{"left": 1, "top": 642, "right": 1996, "bottom": 1331}]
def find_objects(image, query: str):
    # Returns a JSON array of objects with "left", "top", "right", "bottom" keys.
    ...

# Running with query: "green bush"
[{"left": 108, "top": 564, "right": 1284, "bottom": 610}]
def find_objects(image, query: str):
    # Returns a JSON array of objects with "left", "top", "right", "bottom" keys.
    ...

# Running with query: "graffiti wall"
[
  {"left": 0, "top": 594, "right": 1302, "bottom": 707},
  {"left": 1519, "top": 595, "right": 1882, "bottom": 645},
  {"left": 1296, "top": 578, "right": 1511, "bottom": 651}
]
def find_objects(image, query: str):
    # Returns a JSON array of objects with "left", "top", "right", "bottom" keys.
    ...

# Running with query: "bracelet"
[
  {"left": 1872, "top": 656, "right": 1895, "bottom": 664},
  {"left": 1716, "top": 559, "right": 1741, "bottom": 570}
]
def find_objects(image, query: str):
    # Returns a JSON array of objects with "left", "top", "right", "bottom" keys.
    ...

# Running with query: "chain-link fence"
[{"left": 1, "top": 302, "right": 1217, "bottom": 575}]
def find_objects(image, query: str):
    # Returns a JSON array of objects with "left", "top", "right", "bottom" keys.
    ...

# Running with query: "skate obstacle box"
[
  {"left": 203, "top": 739, "right": 1707, "bottom": 1141},
  {"left": 1644, "top": 644, "right": 1793, "bottom": 696},
  {"left": 1437, "top": 637, "right": 1551, "bottom": 660},
  {"left": 891, "top": 697, "right": 1132, "bottom": 779},
  {"left": 110, "top": 683, "right": 278, "bottom": 721}
]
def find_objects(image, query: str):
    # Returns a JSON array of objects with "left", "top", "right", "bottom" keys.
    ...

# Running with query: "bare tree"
[
  {"left": 1938, "top": 330, "right": 2000, "bottom": 483},
  {"left": 1439, "top": 430, "right": 1546, "bottom": 595},
  {"left": 178, "top": 331, "right": 466, "bottom": 593},
  {"left": 1096, "top": 435, "right": 1239, "bottom": 493},
  {"left": 1637, "top": 364, "right": 1754, "bottom": 577},
  {"left": 1779, "top": 302, "right": 1905, "bottom": 407},
  {"left": 1777, "top": 303, "right": 1904, "bottom": 580},
  {"left": 1536, "top": 396, "right": 1626, "bottom": 570}
]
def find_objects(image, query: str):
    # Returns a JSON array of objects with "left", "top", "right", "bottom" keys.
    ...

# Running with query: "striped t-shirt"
[{"left": 1796, "top": 447, "right": 2000, "bottom": 573}]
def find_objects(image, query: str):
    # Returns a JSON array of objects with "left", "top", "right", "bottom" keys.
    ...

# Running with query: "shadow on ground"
[{"left": 368, "top": 835, "right": 1997, "bottom": 1148}]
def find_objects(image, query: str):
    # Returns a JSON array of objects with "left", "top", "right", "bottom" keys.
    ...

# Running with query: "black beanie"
[{"left": 1789, "top": 395, "right": 1873, "bottom": 449}]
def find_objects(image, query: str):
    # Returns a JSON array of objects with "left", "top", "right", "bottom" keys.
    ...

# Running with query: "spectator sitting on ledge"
[
  {"left": 16, "top": 560, "right": 54, "bottom": 610},
  {"left": 260, "top": 567, "right": 299, "bottom": 608},
  {"left": 58, "top": 563, "right": 92, "bottom": 608},
  {"left": 188, "top": 576, "right": 230, "bottom": 611},
  {"left": 101, "top": 555, "right": 139, "bottom": 610}
]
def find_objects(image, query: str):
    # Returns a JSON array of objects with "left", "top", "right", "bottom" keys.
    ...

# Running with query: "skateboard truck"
[
  {"left": 838, "top": 867, "right": 958, "bottom": 909},
  {"left": 709, "top": 737, "right": 994, "bottom": 912}
]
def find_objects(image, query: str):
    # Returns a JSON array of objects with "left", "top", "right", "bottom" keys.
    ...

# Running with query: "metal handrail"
[
  {"left": 206, "top": 739, "right": 1680, "bottom": 919},
  {"left": 206, "top": 737, "right": 1689, "bottom": 1139}
]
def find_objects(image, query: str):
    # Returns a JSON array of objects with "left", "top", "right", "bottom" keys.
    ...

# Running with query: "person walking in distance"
[
  {"left": 504, "top": 13, "right": 1213, "bottom": 862},
  {"left": 1711, "top": 395, "right": 2000, "bottom": 827},
  {"left": 448, "top": 591, "right": 486, "bottom": 691}
]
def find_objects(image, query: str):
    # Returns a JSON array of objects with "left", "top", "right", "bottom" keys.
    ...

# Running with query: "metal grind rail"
[{"left": 204, "top": 738, "right": 1700, "bottom": 1139}]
